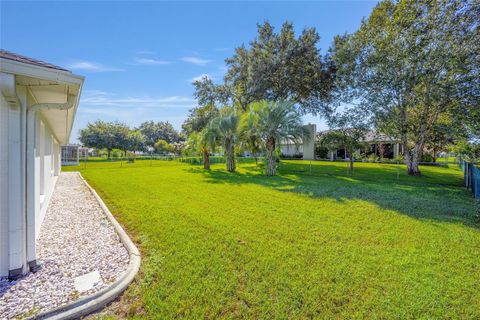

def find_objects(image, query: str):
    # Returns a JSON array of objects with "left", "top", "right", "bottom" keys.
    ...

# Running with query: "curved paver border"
[{"left": 33, "top": 172, "right": 141, "bottom": 320}]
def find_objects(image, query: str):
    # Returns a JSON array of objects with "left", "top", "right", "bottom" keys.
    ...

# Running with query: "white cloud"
[
  {"left": 134, "top": 57, "right": 171, "bottom": 65},
  {"left": 83, "top": 89, "right": 109, "bottom": 96},
  {"left": 67, "top": 61, "right": 124, "bottom": 72},
  {"left": 180, "top": 56, "right": 211, "bottom": 66},
  {"left": 81, "top": 90, "right": 195, "bottom": 108},
  {"left": 190, "top": 74, "right": 213, "bottom": 83}
]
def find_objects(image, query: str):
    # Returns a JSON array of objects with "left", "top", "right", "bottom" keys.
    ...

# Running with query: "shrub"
[
  {"left": 315, "top": 146, "right": 329, "bottom": 159},
  {"left": 474, "top": 199, "right": 480, "bottom": 224},
  {"left": 422, "top": 154, "right": 434, "bottom": 162}
]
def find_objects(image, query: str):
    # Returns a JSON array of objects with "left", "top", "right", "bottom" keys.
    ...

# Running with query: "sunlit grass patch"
[{"left": 63, "top": 160, "right": 479, "bottom": 319}]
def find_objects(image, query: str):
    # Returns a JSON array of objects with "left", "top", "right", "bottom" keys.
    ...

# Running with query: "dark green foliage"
[
  {"left": 79, "top": 120, "right": 130, "bottom": 159},
  {"left": 192, "top": 76, "right": 231, "bottom": 108},
  {"left": 182, "top": 104, "right": 219, "bottom": 136},
  {"left": 421, "top": 153, "right": 434, "bottom": 163},
  {"left": 315, "top": 145, "right": 329, "bottom": 159},
  {"left": 154, "top": 139, "right": 174, "bottom": 154},
  {"left": 139, "top": 121, "right": 182, "bottom": 146},
  {"left": 225, "top": 21, "right": 334, "bottom": 114},
  {"left": 330, "top": 0, "right": 480, "bottom": 176},
  {"left": 208, "top": 112, "right": 240, "bottom": 172},
  {"left": 240, "top": 100, "right": 310, "bottom": 175}
]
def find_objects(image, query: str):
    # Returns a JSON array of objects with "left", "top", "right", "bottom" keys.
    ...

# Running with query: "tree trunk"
[
  {"left": 348, "top": 146, "right": 354, "bottom": 174},
  {"left": 405, "top": 142, "right": 423, "bottom": 176},
  {"left": 265, "top": 136, "right": 277, "bottom": 176},
  {"left": 203, "top": 149, "right": 210, "bottom": 170},
  {"left": 407, "top": 155, "right": 421, "bottom": 176},
  {"left": 397, "top": 103, "right": 422, "bottom": 176},
  {"left": 225, "top": 141, "right": 236, "bottom": 172},
  {"left": 107, "top": 149, "right": 111, "bottom": 160}
]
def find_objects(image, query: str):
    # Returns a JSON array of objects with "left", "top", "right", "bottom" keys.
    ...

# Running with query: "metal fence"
[
  {"left": 460, "top": 160, "right": 480, "bottom": 198},
  {"left": 74, "top": 155, "right": 262, "bottom": 169}
]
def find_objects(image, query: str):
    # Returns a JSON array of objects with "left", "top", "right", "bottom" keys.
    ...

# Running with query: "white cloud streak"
[
  {"left": 67, "top": 61, "right": 124, "bottom": 72},
  {"left": 80, "top": 90, "right": 195, "bottom": 109},
  {"left": 134, "top": 57, "right": 171, "bottom": 65},
  {"left": 180, "top": 56, "right": 211, "bottom": 66}
]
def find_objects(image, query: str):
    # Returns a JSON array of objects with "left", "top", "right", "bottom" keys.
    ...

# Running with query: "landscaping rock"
[{"left": 0, "top": 172, "right": 129, "bottom": 319}]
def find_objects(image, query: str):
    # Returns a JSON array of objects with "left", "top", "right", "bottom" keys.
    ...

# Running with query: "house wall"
[
  {"left": 0, "top": 85, "right": 61, "bottom": 277},
  {"left": 303, "top": 124, "right": 316, "bottom": 160},
  {"left": 0, "top": 85, "right": 27, "bottom": 277},
  {"left": 0, "top": 91, "right": 11, "bottom": 276},
  {"left": 280, "top": 143, "right": 303, "bottom": 156},
  {"left": 36, "top": 112, "right": 59, "bottom": 238}
]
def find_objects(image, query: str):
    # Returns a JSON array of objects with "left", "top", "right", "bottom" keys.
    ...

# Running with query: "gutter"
[
  {"left": 0, "top": 73, "right": 27, "bottom": 279},
  {"left": 25, "top": 94, "right": 76, "bottom": 272}
]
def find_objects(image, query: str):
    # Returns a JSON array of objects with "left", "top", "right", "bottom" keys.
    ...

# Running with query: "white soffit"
[{"left": 1, "top": 58, "right": 84, "bottom": 144}]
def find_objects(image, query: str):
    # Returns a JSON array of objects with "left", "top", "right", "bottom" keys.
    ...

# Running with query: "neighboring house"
[
  {"left": 79, "top": 146, "right": 90, "bottom": 159},
  {"left": 280, "top": 125, "right": 401, "bottom": 161},
  {"left": 61, "top": 144, "right": 86, "bottom": 166},
  {"left": 0, "top": 50, "right": 84, "bottom": 278},
  {"left": 279, "top": 123, "right": 316, "bottom": 160},
  {"left": 61, "top": 145, "right": 89, "bottom": 165},
  {"left": 321, "top": 130, "right": 402, "bottom": 160},
  {"left": 280, "top": 139, "right": 303, "bottom": 157}
]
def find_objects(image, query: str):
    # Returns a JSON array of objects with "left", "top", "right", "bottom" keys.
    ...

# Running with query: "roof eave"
[
  {"left": 0, "top": 58, "right": 84, "bottom": 85},
  {"left": 0, "top": 58, "right": 85, "bottom": 144}
]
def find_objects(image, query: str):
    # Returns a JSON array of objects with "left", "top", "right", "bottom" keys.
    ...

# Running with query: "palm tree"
[
  {"left": 209, "top": 112, "right": 239, "bottom": 172},
  {"left": 198, "top": 125, "right": 216, "bottom": 170},
  {"left": 241, "top": 100, "right": 310, "bottom": 176},
  {"left": 239, "top": 123, "right": 262, "bottom": 166}
]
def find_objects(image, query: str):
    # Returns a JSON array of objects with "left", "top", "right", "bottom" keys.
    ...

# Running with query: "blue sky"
[{"left": 1, "top": 1, "right": 378, "bottom": 142}]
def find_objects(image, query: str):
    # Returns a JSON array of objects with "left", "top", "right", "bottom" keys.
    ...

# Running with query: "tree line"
[{"left": 79, "top": 120, "right": 183, "bottom": 159}]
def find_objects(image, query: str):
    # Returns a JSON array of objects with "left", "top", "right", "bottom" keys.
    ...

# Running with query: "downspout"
[
  {"left": 25, "top": 94, "right": 75, "bottom": 272},
  {"left": 0, "top": 72, "right": 27, "bottom": 279}
]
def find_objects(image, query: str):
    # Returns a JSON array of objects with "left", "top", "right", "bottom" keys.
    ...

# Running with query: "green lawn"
[{"left": 64, "top": 160, "right": 479, "bottom": 319}]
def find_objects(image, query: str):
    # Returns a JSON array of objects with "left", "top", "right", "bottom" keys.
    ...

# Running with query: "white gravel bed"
[{"left": 0, "top": 172, "right": 130, "bottom": 319}]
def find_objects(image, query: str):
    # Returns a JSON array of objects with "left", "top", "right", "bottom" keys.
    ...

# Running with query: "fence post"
[
  {"left": 468, "top": 163, "right": 472, "bottom": 190},
  {"left": 472, "top": 164, "right": 478, "bottom": 198},
  {"left": 465, "top": 162, "right": 469, "bottom": 188},
  {"left": 397, "top": 160, "right": 400, "bottom": 180},
  {"left": 473, "top": 166, "right": 479, "bottom": 198}
]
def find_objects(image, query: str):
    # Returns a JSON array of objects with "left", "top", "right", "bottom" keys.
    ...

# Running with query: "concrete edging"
[{"left": 33, "top": 172, "right": 141, "bottom": 320}]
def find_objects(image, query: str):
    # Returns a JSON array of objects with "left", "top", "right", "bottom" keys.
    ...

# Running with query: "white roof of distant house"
[
  {"left": 316, "top": 130, "right": 399, "bottom": 143},
  {"left": 280, "top": 130, "right": 399, "bottom": 145},
  {"left": 361, "top": 131, "right": 399, "bottom": 143}
]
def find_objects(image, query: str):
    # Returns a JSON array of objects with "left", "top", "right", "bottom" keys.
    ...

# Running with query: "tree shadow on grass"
[{"left": 184, "top": 162, "right": 478, "bottom": 229}]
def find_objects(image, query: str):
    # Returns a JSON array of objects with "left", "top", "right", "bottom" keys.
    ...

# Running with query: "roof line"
[{"left": 0, "top": 49, "right": 71, "bottom": 72}]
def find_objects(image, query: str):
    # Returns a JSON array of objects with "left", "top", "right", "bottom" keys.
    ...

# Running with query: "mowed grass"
[{"left": 63, "top": 160, "right": 480, "bottom": 319}]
